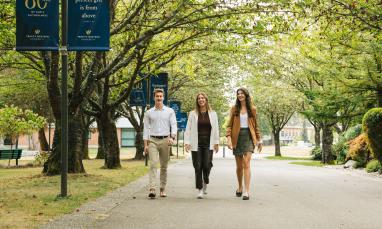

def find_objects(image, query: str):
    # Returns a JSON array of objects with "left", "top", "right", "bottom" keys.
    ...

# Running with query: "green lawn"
[
  {"left": 265, "top": 156, "right": 312, "bottom": 160},
  {"left": 0, "top": 159, "right": 148, "bottom": 229},
  {"left": 289, "top": 161, "right": 324, "bottom": 167}
]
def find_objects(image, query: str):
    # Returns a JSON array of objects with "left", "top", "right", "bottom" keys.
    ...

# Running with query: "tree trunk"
[
  {"left": 321, "top": 124, "right": 334, "bottom": 164},
  {"left": 134, "top": 130, "right": 145, "bottom": 160},
  {"left": 314, "top": 125, "right": 321, "bottom": 148},
  {"left": 96, "top": 118, "right": 105, "bottom": 159},
  {"left": 302, "top": 120, "right": 308, "bottom": 142},
  {"left": 99, "top": 111, "right": 121, "bottom": 169},
  {"left": 274, "top": 131, "right": 281, "bottom": 157},
  {"left": 82, "top": 128, "right": 90, "bottom": 159},
  {"left": 81, "top": 113, "right": 90, "bottom": 159},
  {"left": 43, "top": 114, "right": 86, "bottom": 175},
  {"left": 377, "top": 88, "right": 382, "bottom": 107},
  {"left": 43, "top": 125, "right": 60, "bottom": 174},
  {"left": 38, "top": 128, "right": 49, "bottom": 151}
]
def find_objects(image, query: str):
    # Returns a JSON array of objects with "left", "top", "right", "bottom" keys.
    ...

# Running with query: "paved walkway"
[{"left": 43, "top": 151, "right": 382, "bottom": 229}]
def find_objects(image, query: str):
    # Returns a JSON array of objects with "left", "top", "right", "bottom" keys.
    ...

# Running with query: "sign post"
[
  {"left": 60, "top": 0, "right": 69, "bottom": 198},
  {"left": 178, "top": 112, "right": 187, "bottom": 158},
  {"left": 169, "top": 101, "right": 181, "bottom": 158}
]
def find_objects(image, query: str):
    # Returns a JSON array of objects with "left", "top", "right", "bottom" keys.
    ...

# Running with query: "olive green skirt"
[{"left": 233, "top": 128, "right": 254, "bottom": 155}]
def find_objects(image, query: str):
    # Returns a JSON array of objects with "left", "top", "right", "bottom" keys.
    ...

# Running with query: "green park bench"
[{"left": 0, "top": 149, "right": 23, "bottom": 166}]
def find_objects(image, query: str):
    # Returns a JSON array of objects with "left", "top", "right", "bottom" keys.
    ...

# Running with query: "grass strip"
[
  {"left": 0, "top": 159, "right": 148, "bottom": 229},
  {"left": 265, "top": 156, "right": 312, "bottom": 160},
  {"left": 289, "top": 161, "right": 324, "bottom": 167}
]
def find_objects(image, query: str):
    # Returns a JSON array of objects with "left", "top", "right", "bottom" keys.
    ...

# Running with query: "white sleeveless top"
[{"left": 240, "top": 113, "right": 248, "bottom": 128}]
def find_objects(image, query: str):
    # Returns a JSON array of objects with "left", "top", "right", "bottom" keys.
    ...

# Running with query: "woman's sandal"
[
  {"left": 148, "top": 189, "right": 156, "bottom": 199},
  {"left": 236, "top": 190, "right": 242, "bottom": 197},
  {"left": 242, "top": 192, "right": 249, "bottom": 200}
]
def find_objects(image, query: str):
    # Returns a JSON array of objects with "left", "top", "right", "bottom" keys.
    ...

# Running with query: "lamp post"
[{"left": 60, "top": 0, "right": 68, "bottom": 197}]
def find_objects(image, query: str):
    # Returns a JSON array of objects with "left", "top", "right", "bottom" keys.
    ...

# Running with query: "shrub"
[
  {"left": 333, "top": 124, "right": 362, "bottom": 164},
  {"left": 362, "top": 108, "right": 382, "bottom": 165},
  {"left": 311, "top": 147, "right": 322, "bottom": 161},
  {"left": 333, "top": 139, "right": 348, "bottom": 164},
  {"left": 344, "top": 124, "right": 362, "bottom": 141},
  {"left": 346, "top": 134, "right": 372, "bottom": 168},
  {"left": 34, "top": 151, "right": 49, "bottom": 166},
  {"left": 366, "top": 160, "right": 382, "bottom": 173}
]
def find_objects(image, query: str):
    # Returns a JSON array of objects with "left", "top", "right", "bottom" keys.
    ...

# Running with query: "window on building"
[{"left": 121, "top": 128, "right": 136, "bottom": 147}]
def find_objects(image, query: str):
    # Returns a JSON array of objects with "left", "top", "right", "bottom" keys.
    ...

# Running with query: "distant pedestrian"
[
  {"left": 143, "top": 88, "right": 177, "bottom": 199},
  {"left": 185, "top": 92, "right": 219, "bottom": 199},
  {"left": 226, "top": 88, "right": 262, "bottom": 200}
]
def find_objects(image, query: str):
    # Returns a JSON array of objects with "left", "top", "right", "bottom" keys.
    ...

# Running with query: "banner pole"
[{"left": 60, "top": 0, "right": 68, "bottom": 198}]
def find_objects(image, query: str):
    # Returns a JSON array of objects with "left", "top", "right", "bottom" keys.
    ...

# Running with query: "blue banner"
[
  {"left": 16, "top": 0, "right": 59, "bottom": 51},
  {"left": 169, "top": 101, "right": 181, "bottom": 121},
  {"left": 178, "top": 112, "right": 188, "bottom": 131},
  {"left": 68, "top": 0, "right": 110, "bottom": 51},
  {"left": 149, "top": 73, "right": 168, "bottom": 106},
  {"left": 129, "top": 79, "right": 148, "bottom": 106}
]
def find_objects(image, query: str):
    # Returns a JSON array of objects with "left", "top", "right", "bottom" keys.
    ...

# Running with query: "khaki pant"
[{"left": 148, "top": 137, "right": 170, "bottom": 190}]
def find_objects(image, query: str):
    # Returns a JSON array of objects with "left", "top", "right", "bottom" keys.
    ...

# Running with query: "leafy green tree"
[
  {"left": 249, "top": 78, "right": 302, "bottom": 156},
  {"left": 0, "top": 0, "right": 319, "bottom": 172},
  {"left": 0, "top": 105, "right": 46, "bottom": 149},
  {"left": 0, "top": 68, "right": 51, "bottom": 151}
]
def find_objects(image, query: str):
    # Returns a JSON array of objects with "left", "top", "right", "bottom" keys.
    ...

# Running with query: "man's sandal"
[{"left": 160, "top": 188, "right": 167, "bottom": 197}]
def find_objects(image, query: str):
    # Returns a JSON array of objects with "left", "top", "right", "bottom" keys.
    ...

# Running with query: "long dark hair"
[{"left": 234, "top": 87, "right": 254, "bottom": 117}]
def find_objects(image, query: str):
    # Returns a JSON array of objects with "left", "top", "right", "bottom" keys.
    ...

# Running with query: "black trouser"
[{"left": 192, "top": 146, "right": 213, "bottom": 189}]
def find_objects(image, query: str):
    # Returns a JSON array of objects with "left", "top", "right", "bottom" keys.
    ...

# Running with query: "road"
[{"left": 43, "top": 152, "right": 382, "bottom": 229}]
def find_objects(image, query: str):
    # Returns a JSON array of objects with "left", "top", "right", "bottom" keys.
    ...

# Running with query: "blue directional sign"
[
  {"left": 169, "top": 101, "right": 181, "bottom": 120},
  {"left": 16, "top": 0, "right": 59, "bottom": 51},
  {"left": 68, "top": 0, "right": 110, "bottom": 51},
  {"left": 149, "top": 73, "right": 168, "bottom": 106},
  {"left": 129, "top": 79, "right": 148, "bottom": 106},
  {"left": 178, "top": 112, "right": 188, "bottom": 131}
]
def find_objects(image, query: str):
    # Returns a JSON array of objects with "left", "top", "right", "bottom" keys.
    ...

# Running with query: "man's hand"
[
  {"left": 213, "top": 144, "right": 219, "bottom": 153},
  {"left": 167, "top": 137, "right": 175, "bottom": 146},
  {"left": 257, "top": 143, "right": 263, "bottom": 153},
  {"left": 185, "top": 144, "right": 191, "bottom": 153},
  {"left": 144, "top": 145, "right": 149, "bottom": 155}
]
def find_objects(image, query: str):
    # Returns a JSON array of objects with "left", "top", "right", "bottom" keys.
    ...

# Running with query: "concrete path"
[{"left": 42, "top": 152, "right": 382, "bottom": 229}]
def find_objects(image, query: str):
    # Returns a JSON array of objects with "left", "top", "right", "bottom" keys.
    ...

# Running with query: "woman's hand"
[
  {"left": 227, "top": 137, "right": 233, "bottom": 150},
  {"left": 257, "top": 143, "right": 263, "bottom": 153},
  {"left": 213, "top": 144, "right": 219, "bottom": 153},
  {"left": 185, "top": 144, "right": 191, "bottom": 153}
]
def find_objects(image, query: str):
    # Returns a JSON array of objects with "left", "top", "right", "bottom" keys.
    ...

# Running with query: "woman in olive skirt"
[{"left": 226, "top": 88, "right": 262, "bottom": 200}]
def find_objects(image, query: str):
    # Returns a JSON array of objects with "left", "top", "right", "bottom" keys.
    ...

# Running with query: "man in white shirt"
[{"left": 143, "top": 88, "right": 177, "bottom": 198}]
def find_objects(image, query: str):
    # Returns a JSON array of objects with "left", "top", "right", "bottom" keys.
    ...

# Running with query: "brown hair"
[
  {"left": 153, "top": 88, "right": 165, "bottom": 97},
  {"left": 195, "top": 92, "right": 212, "bottom": 115},
  {"left": 235, "top": 87, "right": 254, "bottom": 117}
]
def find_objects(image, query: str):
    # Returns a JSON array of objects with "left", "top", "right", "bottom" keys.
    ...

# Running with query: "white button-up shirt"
[{"left": 143, "top": 105, "right": 177, "bottom": 140}]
